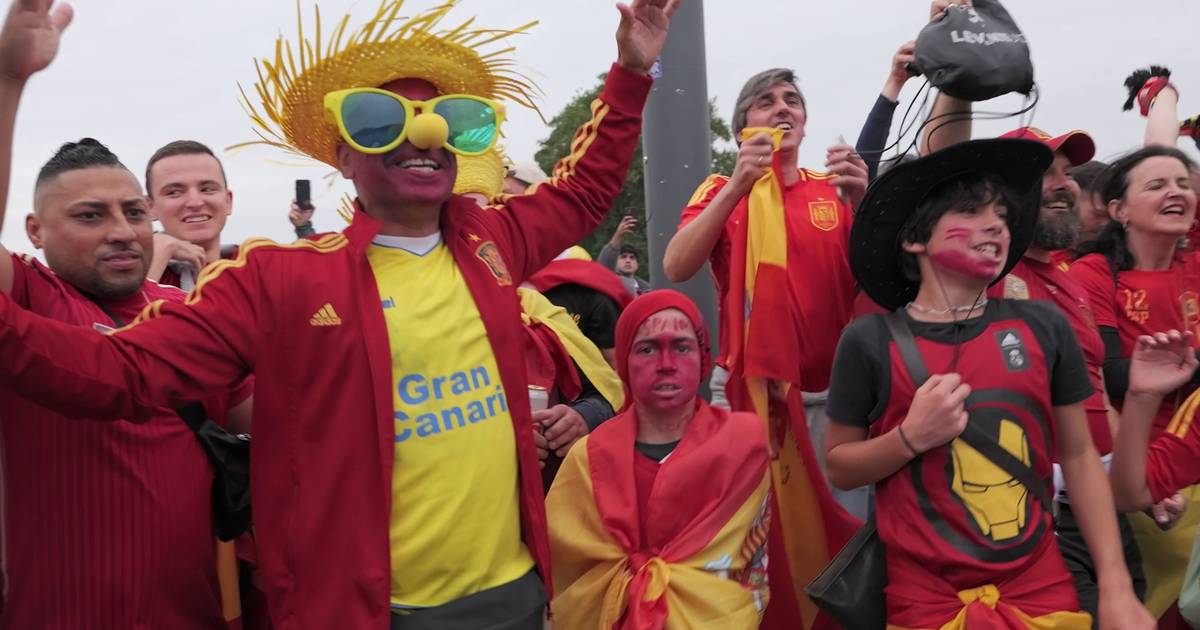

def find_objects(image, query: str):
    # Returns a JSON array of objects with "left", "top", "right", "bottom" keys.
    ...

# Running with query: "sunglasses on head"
[{"left": 323, "top": 88, "right": 505, "bottom": 156}]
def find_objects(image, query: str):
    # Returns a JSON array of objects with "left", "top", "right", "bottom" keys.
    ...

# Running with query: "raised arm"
[
  {"left": 919, "top": 92, "right": 972, "bottom": 155},
  {"left": 857, "top": 41, "right": 914, "bottom": 181},
  {"left": 1122, "top": 67, "right": 1179, "bottom": 148},
  {"left": 497, "top": 0, "right": 678, "bottom": 281},
  {"left": 0, "top": 0, "right": 74, "bottom": 294},
  {"left": 917, "top": 0, "right": 972, "bottom": 155},
  {"left": 598, "top": 215, "right": 636, "bottom": 271}
]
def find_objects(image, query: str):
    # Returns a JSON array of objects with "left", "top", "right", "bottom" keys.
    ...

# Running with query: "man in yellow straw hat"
[{"left": 0, "top": 0, "right": 679, "bottom": 629}]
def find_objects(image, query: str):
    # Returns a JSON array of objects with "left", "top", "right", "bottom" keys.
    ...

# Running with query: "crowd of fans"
[{"left": 0, "top": 0, "right": 1199, "bottom": 629}]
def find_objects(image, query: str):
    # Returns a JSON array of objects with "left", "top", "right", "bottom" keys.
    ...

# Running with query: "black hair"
[
  {"left": 898, "top": 173, "right": 1021, "bottom": 282},
  {"left": 618, "top": 244, "right": 639, "bottom": 258},
  {"left": 1069, "top": 160, "right": 1109, "bottom": 194},
  {"left": 35, "top": 138, "right": 127, "bottom": 190},
  {"left": 1073, "top": 145, "right": 1196, "bottom": 273},
  {"left": 145, "top": 139, "right": 227, "bottom": 195}
]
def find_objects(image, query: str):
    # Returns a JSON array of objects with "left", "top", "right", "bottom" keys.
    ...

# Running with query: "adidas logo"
[
  {"left": 1000, "top": 332, "right": 1020, "bottom": 347},
  {"left": 309, "top": 303, "right": 343, "bottom": 327}
]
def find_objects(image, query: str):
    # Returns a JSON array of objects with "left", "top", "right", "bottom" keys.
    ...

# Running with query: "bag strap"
[
  {"left": 883, "top": 310, "right": 1052, "bottom": 513},
  {"left": 177, "top": 402, "right": 209, "bottom": 434},
  {"left": 884, "top": 310, "right": 930, "bottom": 387}
]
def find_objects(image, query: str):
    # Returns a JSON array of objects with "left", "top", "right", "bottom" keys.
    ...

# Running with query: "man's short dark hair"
[
  {"left": 732, "top": 68, "right": 806, "bottom": 139},
  {"left": 898, "top": 173, "right": 1021, "bottom": 281},
  {"left": 36, "top": 138, "right": 126, "bottom": 192},
  {"left": 144, "top": 140, "right": 227, "bottom": 195},
  {"left": 618, "top": 244, "right": 639, "bottom": 259}
]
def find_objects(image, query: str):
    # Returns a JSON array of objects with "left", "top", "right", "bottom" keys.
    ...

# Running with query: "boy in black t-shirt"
[{"left": 821, "top": 139, "right": 1168, "bottom": 628}]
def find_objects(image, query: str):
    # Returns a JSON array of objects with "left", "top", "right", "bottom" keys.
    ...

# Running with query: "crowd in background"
[{"left": 1, "top": 0, "right": 1200, "bottom": 629}]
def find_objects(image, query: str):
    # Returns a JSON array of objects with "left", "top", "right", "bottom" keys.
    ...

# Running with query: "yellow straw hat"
[{"left": 236, "top": 0, "right": 541, "bottom": 167}]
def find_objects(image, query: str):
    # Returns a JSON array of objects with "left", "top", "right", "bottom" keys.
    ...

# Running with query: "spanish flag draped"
[
  {"left": 546, "top": 401, "right": 771, "bottom": 629},
  {"left": 886, "top": 544, "right": 1091, "bottom": 629},
  {"left": 724, "top": 128, "right": 860, "bottom": 629}
]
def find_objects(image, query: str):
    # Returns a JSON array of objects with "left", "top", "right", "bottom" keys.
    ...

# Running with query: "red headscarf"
[{"left": 613, "top": 290, "right": 712, "bottom": 410}]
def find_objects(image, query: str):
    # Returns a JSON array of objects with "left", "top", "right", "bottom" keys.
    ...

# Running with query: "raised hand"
[
  {"left": 883, "top": 41, "right": 917, "bottom": 100},
  {"left": 0, "top": 0, "right": 73, "bottom": 84},
  {"left": 615, "top": 0, "right": 680, "bottom": 75},
  {"left": 1129, "top": 330, "right": 1197, "bottom": 397},
  {"left": 609, "top": 215, "right": 636, "bottom": 245},
  {"left": 288, "top": 201, "right": 315, "bottom": 228},
  {"left": 929, "top": 0, "right": 971, "bottom": 22},
  {"left": 825, "top": 144, "right": 869, "bottom": 211}
]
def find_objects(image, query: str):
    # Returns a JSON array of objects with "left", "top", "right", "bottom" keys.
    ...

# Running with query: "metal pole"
[{"left": 642, "top": 0, "right": 718, "bottom": 356}]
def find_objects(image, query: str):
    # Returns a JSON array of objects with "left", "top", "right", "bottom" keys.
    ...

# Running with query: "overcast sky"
[{"left": 1, "top": 0, "right": 1197, "bottom": 254}]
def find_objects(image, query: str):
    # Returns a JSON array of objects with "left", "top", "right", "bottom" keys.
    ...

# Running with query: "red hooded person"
[{"left": 546, "top": 291, "right": 772, "bottom": 629}]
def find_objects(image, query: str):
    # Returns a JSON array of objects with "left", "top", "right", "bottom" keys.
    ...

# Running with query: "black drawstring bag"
[
  {"left": 178, "top": 403, "right": 252, "bottom": 542},
  {"left": 913, "top": 0, "right": 1034, "bottom": 102}
]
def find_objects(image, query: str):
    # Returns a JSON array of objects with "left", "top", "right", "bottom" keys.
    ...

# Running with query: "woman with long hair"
[
  {"left": 1070, "top": 145, "right": 1199, "bottom": 434},
  {"left": 1069, "top": 143, "right": 1200, "bottom": 625}
]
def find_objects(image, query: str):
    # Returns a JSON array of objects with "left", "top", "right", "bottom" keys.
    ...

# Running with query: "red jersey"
[
  {"left": 1069, "top": 252, "right": 1200, "bottom": 431},
  {"left": 2, "top": 254, "right": 226, "bottom": 629},
  {"left": 679, "top": 170, "right": 856, "bottom": 390},
  {"left": 1140, "top": 387, "right": 1200, "bottom": 502},
  {"left": 827, "top": 301, "right": 1093, "bottom": 624},
  {"left": 991, "top": 257, "right": 1112, "bottom": 454}
]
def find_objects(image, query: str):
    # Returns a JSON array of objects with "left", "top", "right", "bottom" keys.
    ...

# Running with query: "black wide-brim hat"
[{"left": 851, "top": 138, "right": 1053, "bottom": 311}]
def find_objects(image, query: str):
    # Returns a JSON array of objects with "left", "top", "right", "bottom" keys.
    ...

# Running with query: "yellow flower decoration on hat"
[{"left": 236, "top": 0, "right": 541, "bottom": 167}]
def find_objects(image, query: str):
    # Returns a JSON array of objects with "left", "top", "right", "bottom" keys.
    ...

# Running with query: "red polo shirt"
[{"left": 679, "top": 171, "right": 856, "bottom": 389}]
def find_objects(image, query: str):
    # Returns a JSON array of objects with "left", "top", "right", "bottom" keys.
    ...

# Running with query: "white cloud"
[{"left": 2, "top": 0, "right": 1197, "bottom": 254}]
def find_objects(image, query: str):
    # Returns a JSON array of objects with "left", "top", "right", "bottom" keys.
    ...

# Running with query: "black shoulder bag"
[
  {"left": 177, "top": 403, "right": 252, "bottom": 542},
  {"left": 85, "top": 297, "right": 253, "bottom": 542},
  {"left": 807, "top": 310, "right": 1052, "bottom": 630}
]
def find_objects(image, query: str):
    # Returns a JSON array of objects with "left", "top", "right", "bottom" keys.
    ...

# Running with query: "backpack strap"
[{"left": 883, "top": 310, "right": 1052, "bottom": 512}]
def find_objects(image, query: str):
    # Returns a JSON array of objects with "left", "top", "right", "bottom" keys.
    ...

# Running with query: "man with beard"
[
  {"left": 984, "top": 127, "right": 1150, "bottom": 623},
  {"left": 0, "top": 135, "right": 245, "bottom": 630}
]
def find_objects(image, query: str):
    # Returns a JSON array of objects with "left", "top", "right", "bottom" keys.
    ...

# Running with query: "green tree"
[{"left": 534, "top": 74, "right": 736, "bottom": 269}]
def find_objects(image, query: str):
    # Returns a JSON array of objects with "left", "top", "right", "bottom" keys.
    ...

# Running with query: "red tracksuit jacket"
[{"left": 0, "top": 64, "right": 649, "bottom": 630}]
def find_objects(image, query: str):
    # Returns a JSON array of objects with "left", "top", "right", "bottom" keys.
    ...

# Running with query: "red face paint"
[
  {"left": 928, "top": 214, "right": 1007, "bottom": 281},
  {"left": 943, "top": 227, "right": 972, "bottom": 241},
  {"left": 628, "top": 310, "right": 702, "bottom": 412},
  {"left": 930, "top": 249, "right": 1001, "bottom": 280}
]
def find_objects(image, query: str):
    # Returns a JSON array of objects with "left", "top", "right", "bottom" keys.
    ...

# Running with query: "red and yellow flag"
[
  {"left": 723, "top": 127, "right": 860, "bottom": 630},
  {"left": 547, "top": 402, "right": 771, "bottom": 629}
]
